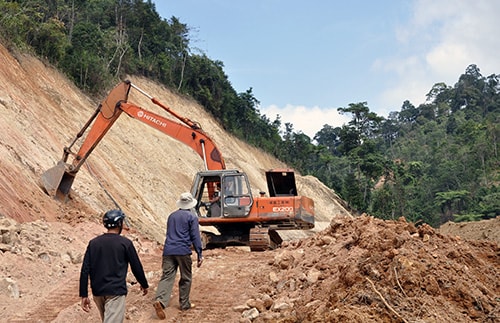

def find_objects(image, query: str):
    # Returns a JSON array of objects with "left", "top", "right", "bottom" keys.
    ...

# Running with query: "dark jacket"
[
  {"left": 163, "top": 209, "right": 203, "bottom": 260},
  {"left": 79, "top": 233, "right": 149, "bottom": 297}
]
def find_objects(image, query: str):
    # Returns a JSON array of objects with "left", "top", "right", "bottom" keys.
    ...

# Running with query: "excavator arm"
[
  {"left": 119, "top": 102, "right": 224, "bottom": 169},
  {"left": 41, "top": 80, "right": 225, "bottom": 200}
]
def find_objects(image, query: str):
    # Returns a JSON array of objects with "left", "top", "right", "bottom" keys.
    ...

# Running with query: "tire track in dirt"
[
  {"left": 9, "top": 277, "right": 79, "bottom": 322},
  {"left": 184, "top": 248, "right": 274, "bottom": 322},
  {"left": 5, "top": 246, "right": 275, "bottom": 322},
  {"left": 131, "top": 247, "right": 275, "bottom": 322}
]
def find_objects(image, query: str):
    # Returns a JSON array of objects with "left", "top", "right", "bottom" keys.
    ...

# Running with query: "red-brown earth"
[{"left": 0, "top": 43, "right": 498, "bottom": 322}]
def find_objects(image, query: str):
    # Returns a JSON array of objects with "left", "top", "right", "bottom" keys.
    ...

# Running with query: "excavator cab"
[{"left": 192, "top": 170, "right": 253, "bottom": 218}]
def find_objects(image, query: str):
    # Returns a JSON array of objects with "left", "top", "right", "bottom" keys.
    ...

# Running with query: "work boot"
[
  {"left": 181, "top": 303, "right": 195, "bottom": 311},
  {"left": 153, "top": 301, "right": 166, "bottom": 320}
]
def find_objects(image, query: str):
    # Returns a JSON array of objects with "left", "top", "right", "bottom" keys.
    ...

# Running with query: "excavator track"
[
  {"left": 249, "top": 227, "right": 270, "bottom": 251},
  {"left": 269, "top": 229, "right": 283, "bottom": 249},
  {"left": 249, "top": 228, "right": 283, "bottom": 251},
  {"left": 249, "top": 228, "right": 281, "bottom": 251}
]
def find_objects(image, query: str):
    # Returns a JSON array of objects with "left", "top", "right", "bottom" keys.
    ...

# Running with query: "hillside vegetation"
[{"left": 0, "top": 0, "right": 498, "bottom": 226}]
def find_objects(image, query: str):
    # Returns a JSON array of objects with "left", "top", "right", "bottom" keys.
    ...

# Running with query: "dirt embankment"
[
  {"left": 439, "top": 217, "right": 500, "bottom": 244},
  {"left": 0, "top": 43, "right": 498, "bottom": 322}
]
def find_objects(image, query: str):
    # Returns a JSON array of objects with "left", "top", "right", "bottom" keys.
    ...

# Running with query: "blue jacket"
[{"left": 163, "top": 209, "right": 203, "bottom": 260}]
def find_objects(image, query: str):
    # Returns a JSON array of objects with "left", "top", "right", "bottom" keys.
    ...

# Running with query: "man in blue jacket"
[
  {"left": 153, "top": 192, "right": 204, "bottom": 319},
  {"left": 79, "top": 209, "right": 149, "bottom": 322}
]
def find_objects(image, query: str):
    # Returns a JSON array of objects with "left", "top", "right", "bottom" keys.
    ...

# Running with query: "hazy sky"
[{"left": 153, "top": 0, "right": 500, "bottom": 138}]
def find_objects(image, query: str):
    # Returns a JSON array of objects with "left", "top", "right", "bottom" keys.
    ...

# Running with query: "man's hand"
[
  {"left": 141, "top": 286, "right": 148, "bottom": 296},
  {"left": 81, "top": 297, "right": 91, "bottom": 312},
  {"left": 197, "top": 256, "right": 204, "bottom": 268}
]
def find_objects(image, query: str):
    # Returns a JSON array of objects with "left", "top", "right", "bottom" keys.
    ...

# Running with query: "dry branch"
[
  {"left": 366, "top": 277, "right": 408, "bottom": 323},
  {"left": 394, "top": 267, "right": 407, "bottom": 297}
]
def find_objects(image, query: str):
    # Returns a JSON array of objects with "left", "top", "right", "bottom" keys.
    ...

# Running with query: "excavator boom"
[{"left": 41, "top": 80, "right": 225, "bottom": 200}]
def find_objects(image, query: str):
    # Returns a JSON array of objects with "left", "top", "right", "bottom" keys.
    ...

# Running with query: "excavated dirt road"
[{"left": 1, "top": 217, "right": 276, "bottom": 322}]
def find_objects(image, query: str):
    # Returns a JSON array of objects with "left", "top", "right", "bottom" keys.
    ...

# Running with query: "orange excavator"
[{"left": 41, "top": 80, "right": 314, "bottom": 251}]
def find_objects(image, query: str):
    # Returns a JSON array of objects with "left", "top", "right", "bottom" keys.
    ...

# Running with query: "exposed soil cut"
[{"left": 0, "top": 43, "right": 498, "bottom": 322}]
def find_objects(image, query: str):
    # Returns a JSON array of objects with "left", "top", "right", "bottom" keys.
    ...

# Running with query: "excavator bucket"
[{"left": 41, "top": 161, "right": 75, "bottom": 201}]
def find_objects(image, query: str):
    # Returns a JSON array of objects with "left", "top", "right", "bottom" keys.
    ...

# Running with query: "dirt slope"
[
  {"left": 0, "top": 43, "right": 344, "bottom": 240},
  {"left": 0, "top": 43, "right": 498, "bottom": 322}
]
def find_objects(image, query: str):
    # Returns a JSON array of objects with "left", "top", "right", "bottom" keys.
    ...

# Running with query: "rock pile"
[{"left": 244, "top": 215, "right": 499, "bottom": 322}]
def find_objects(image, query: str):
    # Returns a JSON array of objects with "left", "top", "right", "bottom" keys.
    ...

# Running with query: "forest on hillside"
[{"left": 0, "top": 0, "right": 498, "bottom": 227}]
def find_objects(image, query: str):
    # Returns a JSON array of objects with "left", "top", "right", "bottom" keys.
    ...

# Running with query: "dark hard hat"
[{"left": 103, "top": 209, "right": 126, "bottom": 229}]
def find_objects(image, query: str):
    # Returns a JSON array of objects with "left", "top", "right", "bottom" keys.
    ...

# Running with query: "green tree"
[
  {"left": 338, "top": 102, "right": 383, "bottom": 139},
  {"left": 435, "top": 190, "right": 470, "bottom": 223},
  {"left": 314, "top": 124, "right": 341, "bottom": 155}
]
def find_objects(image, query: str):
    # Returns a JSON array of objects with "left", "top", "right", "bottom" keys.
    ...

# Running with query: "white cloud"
[
  {"left": 426, "top": 42, "right": 470, "bottom": 76},
  {"left": 373, "top": 55, "right": 430, "bottom": 113},
  {"left": 260, "top": 104, "right": 351, "bottom": 139},
  {"left": 375, "top": 0, "right": 500, "bottom": 112}
]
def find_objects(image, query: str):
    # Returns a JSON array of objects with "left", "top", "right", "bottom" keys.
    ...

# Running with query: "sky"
[{"left": 153, "top": 0, "right": 500, "bottom": 138}]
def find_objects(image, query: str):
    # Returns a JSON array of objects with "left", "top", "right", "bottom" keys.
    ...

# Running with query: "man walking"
[
  {"left": 154, "top": 192, "right": 204, "bottom": 319},
  {"left": 79, "top": 209, "right": 149, "bottom": 322}
]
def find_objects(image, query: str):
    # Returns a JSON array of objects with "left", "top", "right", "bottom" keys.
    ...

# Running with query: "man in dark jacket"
[
  {"left": 153, "top": 192, "right": 203, "bottom": 319},
  {"left": 79, "top": 209, "right": 149, "bottom": 322}
]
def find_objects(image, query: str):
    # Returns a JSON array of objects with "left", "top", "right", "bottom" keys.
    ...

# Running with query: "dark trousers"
[{"left": 155, "top": 255, "right": 193, "bottom": 310}]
